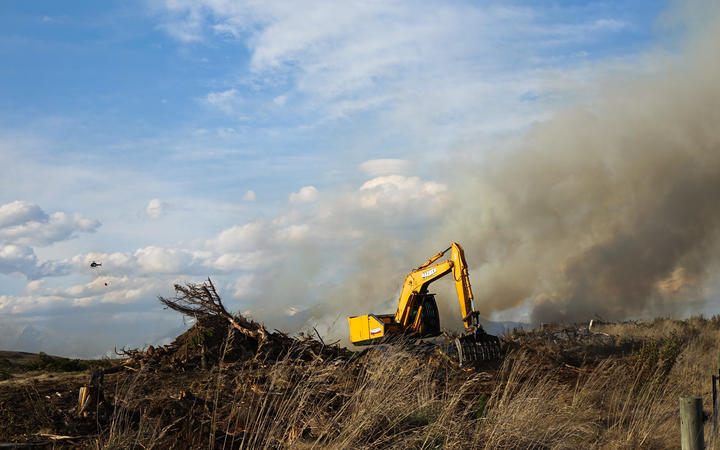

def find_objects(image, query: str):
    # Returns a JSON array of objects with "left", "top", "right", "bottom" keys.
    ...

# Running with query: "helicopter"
[{"left": 89, "top": 261, "right": 108, "bottom": 286}]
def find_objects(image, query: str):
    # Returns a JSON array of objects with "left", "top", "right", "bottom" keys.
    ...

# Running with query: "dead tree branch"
[{"left": 159, "top": 278, "right": 267, "bottom": 341}]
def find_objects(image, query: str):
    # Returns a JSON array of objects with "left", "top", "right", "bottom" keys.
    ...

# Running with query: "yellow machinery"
[{"left": 348, "top": 242, "right": 502, "bottom": 365}]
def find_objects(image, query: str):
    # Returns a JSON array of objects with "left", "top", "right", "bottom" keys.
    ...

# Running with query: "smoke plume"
[
  {"left": 265, "top": 4, "right": 720, "bottom": 336},
  {"left": 437, "top": 6, "right": 720, "bottom": 324}
]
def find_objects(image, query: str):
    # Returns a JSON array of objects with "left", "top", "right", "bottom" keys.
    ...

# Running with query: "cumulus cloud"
[
  {"left": 206, "top": 221, "right": 266, "bottom": 252},
  {"left": 0, "top": 202, "right": 98, "bottom": 279},
  {"left": 62, "top": 246, "right": 212, "bottom": 279},
  {"left": 0, "top": 201, "right": 99, "bottom": 247},
  {"left": 201, "top": 220, "right": 294, "bottom": 272},
  {"left": 0, "top": 244, "right": 68, "bottom": 279},
  {"left": 70, "top": 252, "right": 134, "bottom": 274},
  {"left": 0, "top": 201, "right": 48, "bottom": 228},
  {"left": 0, "top": 276, "right": 168, "bottom": 315},
  {"left": 134, "top": 246, "right": 197, "bottom": 274},
  {"left": 145, "top": 198, "right": 167, "bottom": 219},
  {"left": 289, "top": 186, "right": 318, "bottom": 203},
  {"left": 357, "top": 175, "right": 447, "bottom": 210}
]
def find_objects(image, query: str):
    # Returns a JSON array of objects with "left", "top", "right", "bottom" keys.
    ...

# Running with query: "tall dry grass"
[{"left": 94, "top": 317, "right": 720, "bottom": 449}]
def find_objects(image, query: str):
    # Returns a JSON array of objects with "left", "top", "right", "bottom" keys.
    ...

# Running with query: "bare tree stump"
[{"left": 77, "top": 368, "right": 105, "bottom": 417}]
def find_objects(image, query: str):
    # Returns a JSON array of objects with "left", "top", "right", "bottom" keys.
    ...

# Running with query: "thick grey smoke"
[
  {"left": 267, "top": 3, "right": 720, "bottom": 335},
  {"left": 435, "top": 5, "right": 720, "bottom": 324}
]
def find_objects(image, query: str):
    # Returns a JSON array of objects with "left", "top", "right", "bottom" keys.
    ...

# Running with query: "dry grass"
[
  {"left": 10, "top": 316, "right": 718, "bottom": 449},
  {"left": 219, "top": 317, "right": 719, "bottom": 449}
]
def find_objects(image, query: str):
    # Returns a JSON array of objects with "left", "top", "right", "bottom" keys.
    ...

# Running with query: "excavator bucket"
[{"left": 454, "top": 329, "right": 503, "bottom": 367}]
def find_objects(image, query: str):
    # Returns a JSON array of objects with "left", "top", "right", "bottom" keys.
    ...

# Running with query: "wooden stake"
[{"left": 680, "top": 396, "right": 704, "bottom": 450}]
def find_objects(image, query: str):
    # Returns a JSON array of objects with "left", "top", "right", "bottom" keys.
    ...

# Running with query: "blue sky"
[{"left": 2, "top": 0, "right": 707, "bottom": 356}]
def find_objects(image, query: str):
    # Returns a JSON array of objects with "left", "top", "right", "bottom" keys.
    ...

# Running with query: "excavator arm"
[
  {"left": 449, "top": 242, "right": 479, "bottom": 329},
  {"left": 394, "top": 243, "right": 476, "bottom": 329}
]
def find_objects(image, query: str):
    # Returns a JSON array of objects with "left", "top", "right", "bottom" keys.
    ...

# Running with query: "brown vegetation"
[{"left": 2, "top": 285, "right": 719, "bottom": 448}]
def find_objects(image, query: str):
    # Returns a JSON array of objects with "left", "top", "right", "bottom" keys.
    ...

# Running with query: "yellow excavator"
[{"left": 347, "top": 242, "right": 502, "bottom": 366}]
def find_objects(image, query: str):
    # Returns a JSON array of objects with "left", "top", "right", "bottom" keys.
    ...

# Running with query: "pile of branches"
[
  {"left": 506, "top": 324, "right": 638, "bottom": 367},
  {"left": 155, "top": 278, "right": 349, "bottom": 367},
  {"left": 159, "top": 278, "right": 267, "bottom": 341}
]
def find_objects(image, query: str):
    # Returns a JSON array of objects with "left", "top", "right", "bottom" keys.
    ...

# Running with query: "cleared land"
[{"left": 1, "top": 315, "right": 718, "bottom": 449}]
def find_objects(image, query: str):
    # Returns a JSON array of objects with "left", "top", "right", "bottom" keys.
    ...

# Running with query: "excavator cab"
[
  {"left": 347, "top": 294, "right": 439, "bottom": 345},
  {"left": 409, "top": 293, "right": 441, "bottom": 338}
]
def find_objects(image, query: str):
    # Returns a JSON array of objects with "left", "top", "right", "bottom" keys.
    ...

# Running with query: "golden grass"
[{"left": 93, "top": 317, "right": 720, "bottom": 449}]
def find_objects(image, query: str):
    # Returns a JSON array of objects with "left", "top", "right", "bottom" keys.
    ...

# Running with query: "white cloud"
[
  {"left": 134, "top": 246, "right": 197, "bottom": 274},
  {"left": 0, "top": 244, "right": 63, "bottom": 279},
  {"left": 0, "top": 201, "right": 47, "bottom": 228},
  {"left": 155, "top": 4, "right": 205, "bottom": 42},
  {"left": 68, "top": 247, "right": 206, "bottom": 277},
  {"left": 0, "top": 201, "right": 99, "bottom": 247},
  {"left": 0, "top": 211, "right": 100, "bottom": 247},
  {"left": 203, "top": 88, "right": 240, "bottom": 114},
  {"left": 243, "top": 190, "right": 256, "bottom": 201},
  {"left": 70, "top": 251, "right": 135, "bottom": 274},
  {"left": 289, "top": 186, "right": 318, "bottom": 203},
  {"left": 206, "top": 221, "right": 265, "bottom": 252},
  {"left": 0, "top": 202, "right": 98, "bottom": 279},
  {"left": 359, "top": 159, "right": 410, "bottom": 176},
  {"left": 357, "top": 175, "right": 448, "bottom": 210},
  {"left": 0, "top": 276, "right": 167, "bottom": 315},
  {"left": 155, "top": 1, "right": 631, "bottom": 132},
  {"left": 145, "top": 198, "right": 167, "bottom": 219},
  {"left": 26, "top": 279, "right": 44, "bottom": 293},
  {"left": 213, "top": 22, "right": 241, "bottom": 38}
]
